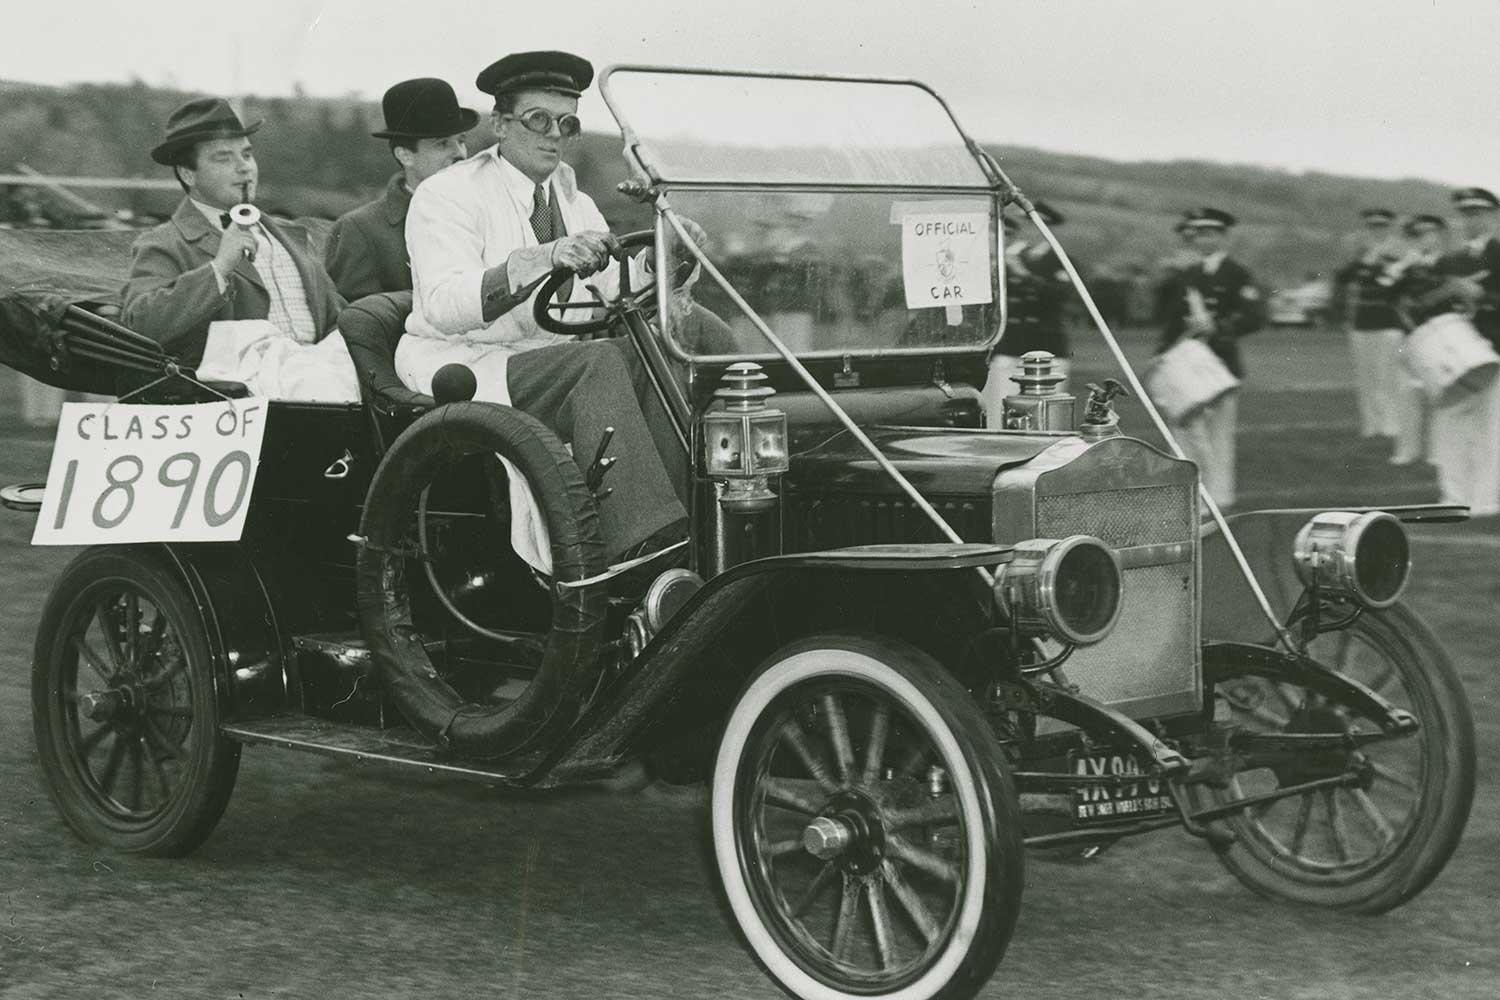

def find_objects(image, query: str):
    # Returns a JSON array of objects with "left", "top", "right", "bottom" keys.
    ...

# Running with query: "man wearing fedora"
[
  {"left": 400, "top": 50, "right": 687, "bottom": 576},
  {"left": 1154, "top": 207, "right": 1264, "bottom": 509},
  {"left": 325, "top": 78, "right": 477, "bottom": 301},
  {"left": 121, "top": 97, "right": 356, "bottom": 400}
]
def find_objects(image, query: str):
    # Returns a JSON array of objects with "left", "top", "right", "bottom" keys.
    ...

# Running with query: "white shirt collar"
[
  {"left": 492, "top": 147, "right": 555, "bottom": 208},
  {"left": 1201, "top": 250, "right": 1227, "bottom": 274},
  {"left": 190, "top": 198, "right": 229, "bottom": 229}
]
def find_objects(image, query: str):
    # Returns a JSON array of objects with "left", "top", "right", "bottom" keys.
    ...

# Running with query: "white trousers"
[
  {"left": 1428, "top": 377, "right": 1500, "bottom": 517},
  {"left": 1171, "top": 393, "right": 1238, "bottom": 509},
  {"left": 982, "top": 354, "right": 1071, "bottom": 428},
  {"left": 1348, "top": 328, "right": 1401, "bottom": 438}
]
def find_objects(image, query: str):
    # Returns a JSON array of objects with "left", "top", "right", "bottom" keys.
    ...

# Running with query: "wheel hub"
[
  {"left": 802, "top": 816, "right": 852, "bottom": 860},
  {"left": 78, "top": 689, "right": 123, "bottom": 722},
  {"left": 808, "top": 791, "right": 887, "bottom": 875}
]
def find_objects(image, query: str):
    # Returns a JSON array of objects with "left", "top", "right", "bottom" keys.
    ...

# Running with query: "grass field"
[{"left": 0, "top": 325, "right": 1495, "bottom": 1000}]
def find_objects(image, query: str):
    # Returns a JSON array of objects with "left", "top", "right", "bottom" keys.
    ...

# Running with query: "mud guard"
[{"left": 548, "top": 543, "right": 1009, "bottom": 774}]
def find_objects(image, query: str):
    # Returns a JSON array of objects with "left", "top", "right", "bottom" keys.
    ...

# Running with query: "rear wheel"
[
  {"left": 1195, "top": 604, "right": 1475, "bottom": 913},
  {"left": 713, "top": 634, "right": 1022, "bottom": 1000},
  {"left": 32, "top": 547, "right": 240, "bottom": 856}
]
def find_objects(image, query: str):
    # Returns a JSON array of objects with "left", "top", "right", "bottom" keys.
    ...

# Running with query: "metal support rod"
[
  {"left": 1184, "top": 771, "right": 1360, "bottom": 824},
  {"left": 658, "top": 199, "right": 994, "bottom": 587},
  {"left": 1022, "top": 816, "right": 1180, "bottom": 848},
  {"left": 986, "top": 160, "right": 1298, "bottom": 653}
]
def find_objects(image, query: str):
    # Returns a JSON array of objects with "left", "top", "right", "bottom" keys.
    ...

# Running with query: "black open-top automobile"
[{"left": 0, "top": 67, "right": 1475, "bottom": 1000}]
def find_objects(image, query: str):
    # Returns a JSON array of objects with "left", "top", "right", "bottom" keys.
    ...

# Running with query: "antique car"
[{"left": 0, "top": 67, "right": 1475, "bottom": 1000}]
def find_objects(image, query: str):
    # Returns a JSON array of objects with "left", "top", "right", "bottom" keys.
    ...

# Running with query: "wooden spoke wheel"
[
  {"left": 713, "top": 634, "right": 1022, "bottom": 1000},
  {"left": 32, "top": 548, "right": 240, "bottom": 856},
  {"left": 1195, "top": 604, "right": 1475, "bottom": 913}
]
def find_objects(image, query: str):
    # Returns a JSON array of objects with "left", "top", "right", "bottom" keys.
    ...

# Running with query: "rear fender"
[
  {"left": 158, "top": 542, "right": 291, "bottom": 721},
  {"left": 550, "top": 544, "right": 1007, "bottom": 771},
  {"left": 1200, "top": 503, "right": 1465, "bottom": 643}
]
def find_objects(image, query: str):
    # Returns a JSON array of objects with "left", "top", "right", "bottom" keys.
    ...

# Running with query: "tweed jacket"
[
  {"left": 120, "top": 199, "right": 344, "bottom": 368},
  {"left": 325, "top": 173, "right": 413, "bottom": 301}
]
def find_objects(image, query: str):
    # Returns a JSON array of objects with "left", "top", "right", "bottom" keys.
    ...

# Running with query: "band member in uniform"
[
  {"left": 1390, "top": 212, "right": 1500, "bottom": 516},
  {"left": 982, "top": 201, "right": 1070, "bottom": 424},
  {"left": 324, "top": 78, "right": 477, "bottom": 301},
  {"left": 122, "top": 98, "right": 357, "bottom": 401},
  {"left": 1332, "top": 208, "right": 1422, "bottom": 462},
  {"left": 399, "top": 50, "right": 687, "bottom": 574},
  {"left": 1155, "top": 207, "right": 1264, "bottom": 508},
  {"left": 1439, "top": 188, "right": 1500, "bottom": 515}
]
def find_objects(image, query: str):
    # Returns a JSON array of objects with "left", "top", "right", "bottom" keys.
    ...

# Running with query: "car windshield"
[
  {"left": 600, "top": 68, "right": 993, "bottom": 188},
  {"left": 601, "top": 68, "right": 1004, "bottom": 359}
]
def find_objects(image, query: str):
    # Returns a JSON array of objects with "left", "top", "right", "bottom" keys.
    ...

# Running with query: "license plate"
[{"left": 1068, "top": 750, "right": 1175, "bottom": 823}]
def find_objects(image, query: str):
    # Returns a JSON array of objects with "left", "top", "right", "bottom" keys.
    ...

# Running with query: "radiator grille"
[
  {"left": 1035, "top": 482, "right": 1200, "bottom": 718},
  {"left": 1037, "top": 485, "right": 1192, "bottom": 547}
]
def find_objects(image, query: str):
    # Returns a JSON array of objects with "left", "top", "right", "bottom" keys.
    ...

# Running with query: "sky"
[{"left": 4, "top": 0, "right": 1499, "bottom": 185}]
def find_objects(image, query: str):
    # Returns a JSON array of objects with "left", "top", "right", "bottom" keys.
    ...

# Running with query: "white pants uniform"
[
  {"left": 1349, "top": 327, "right": 1425, "bottom": 461},
  {"left": 1428, "top": 377, "right": 1500, "bottom": 517},
  {"left": 982, "top": 354, "right": 1071, "bottom": 428},
  {"left": 1172, "top": 393, "right": 1238, "bottom": 509}
]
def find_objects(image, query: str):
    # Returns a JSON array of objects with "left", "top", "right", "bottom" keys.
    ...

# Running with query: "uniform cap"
[
  {"left": 1452, "top": 187, "right": 1500, "bottom": 211},
  {"left": 1359, "top": 208, "right": 1396, "bottom": 224},
  {"left": 1404, "top": 213, "right": 1448, "bottom": 236},
  {"left": 476, "top": 50, "right": 594, "bottom": 98},
  {"left": 1183, "top": 207, "right": 1237, "bottom": 230}
]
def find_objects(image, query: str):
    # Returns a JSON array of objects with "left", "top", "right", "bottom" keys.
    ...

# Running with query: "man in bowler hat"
[
  {"left": 121, "top": 97, "right": 356, "bottom": 400},
  {"left": 325, "top": 78, "right": 477, "bottom": 301},
  {"left": 399, "top": 50, "right": 687, "bottom": 576}
]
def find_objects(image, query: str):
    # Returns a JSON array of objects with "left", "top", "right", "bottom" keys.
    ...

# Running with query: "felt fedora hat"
[
  {"left": 371, "top": 78, "right": 480, "bottom": 140},
  {"left": 151, "top": 97, "right": 263, "bottom": 166}
]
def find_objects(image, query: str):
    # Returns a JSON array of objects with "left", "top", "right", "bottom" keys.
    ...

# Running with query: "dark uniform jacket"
[
  {"left": 1390, "top": 254, "right": 1462, "bottom": 329},
  {"left": 1440, "top": 236, "right": 1500, "bottom": 349},
  {"left": 324, "top": 173, "right": 413, "bottom": 301},
  {"left": 1156, "top": 255, "right": 1264, "bottom": 378},
  {"left": 1333, "top": 251, "right": 1403, "bottom": 330},
  {"left": 996, "top": 241, "right": 1070, "bottom": 359},
  {"left": 120, "top": 199, "right": 344, "bottom": 369}
]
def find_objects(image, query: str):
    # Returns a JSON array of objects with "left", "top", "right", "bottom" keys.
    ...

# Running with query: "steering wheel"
[{"left": 533, "top": 229, "right": 658, "bottom": 336}]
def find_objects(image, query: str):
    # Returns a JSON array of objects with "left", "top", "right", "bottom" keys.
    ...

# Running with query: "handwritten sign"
[
  {"left": 33, "top": 400, "right": 268, "bottom": 545},
  {"left": 899, "top": 206, "right": 993, "bottom": 312}
]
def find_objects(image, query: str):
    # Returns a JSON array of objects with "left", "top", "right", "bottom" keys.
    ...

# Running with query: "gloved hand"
[{"left": 549, "top": 231, "right": 617, "bottom": 277}]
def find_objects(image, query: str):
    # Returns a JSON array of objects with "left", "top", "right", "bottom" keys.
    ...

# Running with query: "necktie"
[
  {"left": 530, "top": 184, "right": 554, "bottom": 244},
  {"left": 218, "top": 213, "right": 232, "bottom": 229}
]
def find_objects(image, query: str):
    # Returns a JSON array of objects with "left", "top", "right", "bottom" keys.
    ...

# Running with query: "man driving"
[{"left": 399, "top": 50, "right": 687, "bottom": 571}]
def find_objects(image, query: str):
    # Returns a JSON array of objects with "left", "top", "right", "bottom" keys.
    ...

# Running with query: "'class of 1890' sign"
[{"left": 32, "top": 399, "right": 268, "bottom": 545}]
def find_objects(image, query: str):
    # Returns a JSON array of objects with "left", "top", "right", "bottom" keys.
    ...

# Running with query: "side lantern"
[
  {"left": 992, "top": 535, "right": 1123, "bottom": 646},
  {"left": 702, "top": 362, "right": 789, "bottom": 574},
  {"left": 1293, "top": 510, "right": 1410, "bottom": 609}
]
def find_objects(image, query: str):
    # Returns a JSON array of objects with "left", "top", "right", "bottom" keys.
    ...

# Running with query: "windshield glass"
[
  {"left": 658, "top": 189, "right": 1003, "bottom": 360},
  {"left": 602, "top": 68, "right": 992, "bottom": 187}
]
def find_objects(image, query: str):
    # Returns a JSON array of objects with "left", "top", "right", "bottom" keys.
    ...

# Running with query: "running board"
[{"left": 220, "top": 715, "right": 545, "bottom": 786}]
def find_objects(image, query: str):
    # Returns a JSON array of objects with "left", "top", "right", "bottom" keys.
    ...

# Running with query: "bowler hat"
[
  {"left": 1452, "top": 187, "right": 1500, "bottom": 211},
  {"left": 151, "top": 97, "right": 263, "bottom": 166},
  {"left": 371, "top": 78, "right": 479, "bottom": 140},
  {"left": 476, "top": 50, "right": 594, "bottom": 98}
]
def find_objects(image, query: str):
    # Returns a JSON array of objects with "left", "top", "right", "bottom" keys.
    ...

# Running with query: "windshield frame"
[{"left": 599, "top": 64, "right": 1004, "bottom": 192}]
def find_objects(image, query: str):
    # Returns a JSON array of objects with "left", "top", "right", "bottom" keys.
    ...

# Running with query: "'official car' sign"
[
  {"left": 33, "top": 399, "right": 268, "bottom": 545},
  {"left": 898, "top": 202, "right": 993, "bottom": 314}
]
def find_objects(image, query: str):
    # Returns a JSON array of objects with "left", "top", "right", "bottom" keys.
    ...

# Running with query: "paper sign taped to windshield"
[
  {"left": 897, "top": 203, "right": 993, "bottom": 311},
  {"left": 33, "top": 400, "right": 268, "bottom": 546}
]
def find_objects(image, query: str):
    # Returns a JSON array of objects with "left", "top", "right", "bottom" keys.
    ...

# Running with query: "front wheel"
[
  {"left": 32, "top": 547, "right": 241, "bottom": 856},
  {"left": 1192, "top": 603, "right": 1475, "bottom": 913},
  {"left": 712, "top": 634, "right": 1023, "bottom": 1000}
]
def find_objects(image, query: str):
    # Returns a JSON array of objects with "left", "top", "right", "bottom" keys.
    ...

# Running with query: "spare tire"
[{"left": 355, "top": 401, "right": 608, "bottom": 758}]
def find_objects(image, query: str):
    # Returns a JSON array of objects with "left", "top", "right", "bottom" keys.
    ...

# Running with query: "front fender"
[{"left": 550, "top": 544, "right": 1008, "bottom": 771}]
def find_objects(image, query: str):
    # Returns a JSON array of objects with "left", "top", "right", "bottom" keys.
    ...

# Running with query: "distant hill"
[{"left": 0, "top": 78, "right": 1455, "bottom": 289}]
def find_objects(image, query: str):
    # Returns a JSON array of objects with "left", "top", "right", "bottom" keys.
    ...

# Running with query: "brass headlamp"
[
  {"left": 1293, "top": 510, "right": 1410, "bottom": 609},
  {"left": 992, "top": 535, "right": 1123, "bottom": 646}
]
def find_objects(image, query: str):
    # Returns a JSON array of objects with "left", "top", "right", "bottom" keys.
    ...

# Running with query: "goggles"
[{"left": 508, "top": 108, "right": 582, "bottom": 138}]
